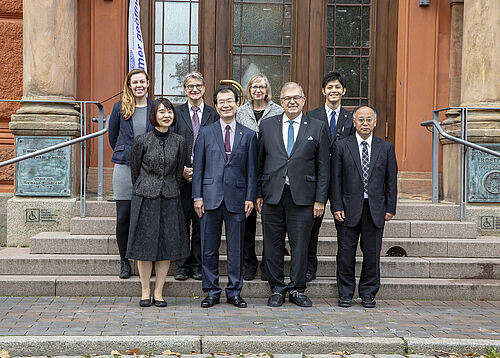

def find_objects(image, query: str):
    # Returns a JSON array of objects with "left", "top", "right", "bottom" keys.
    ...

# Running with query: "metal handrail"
[
  {"left": 0, "top": 99, "right": 107, "bottom": 218},
  {"left": 421, "top": 106, "right": 500, "bottom": 221}
]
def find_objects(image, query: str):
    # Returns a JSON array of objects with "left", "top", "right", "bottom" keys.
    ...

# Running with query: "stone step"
[
  {"left": 1, "top": 274, "right": 498, "bottom": 300},
  {"left": 3, "top": 248, "right": 499, "bottom": 279},
  {"left": 30, "top": 231, "right": 500, "bottom": 258},
  {"left": 70, "top": 216, "right": 478, "bottom": 238},
  {"left": 79, "top": 200, "right": 461, "bottom": 221}
]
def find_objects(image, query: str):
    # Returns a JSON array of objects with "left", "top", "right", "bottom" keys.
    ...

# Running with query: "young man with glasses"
[
  {"left": 256, "top": 82, "right": 330, "bottom": 307},
  {"left": 306, "top": 71, "right": 355, "bottom": 282},
  {"left": 172, "top": 72, "right": 219, "bottom": 281}
]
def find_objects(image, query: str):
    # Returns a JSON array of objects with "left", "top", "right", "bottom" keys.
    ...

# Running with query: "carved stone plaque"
[
  {"left": 15, "top": 136, "right": 71, "bottom": 197},
  {"left": 468, "top": 144, "right": 500, "bottom": 202}
]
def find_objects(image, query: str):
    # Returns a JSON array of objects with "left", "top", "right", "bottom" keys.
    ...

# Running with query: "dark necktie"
[
  {"left": 329, "top": 111, "right": 336, "bottom": 140},
  {"left": 361, "top": 141, "right": 369, "bottom": 194},
  {"left": 224, "top": 125, "right": 231, "bottom": 159},
  {"left": 287, "top": 120, "right": 294, "bottom": 156},
  {"left": 191, "top": 106, "right": 200, "bottom": 158}
]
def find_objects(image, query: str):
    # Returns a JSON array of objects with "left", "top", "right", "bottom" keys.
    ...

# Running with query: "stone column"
[
  {"left": 443, "top": 0, "right": 500, "bottom": 234},
  {"left": 7, "top": 0, "right": 80, "bottom": 246}
]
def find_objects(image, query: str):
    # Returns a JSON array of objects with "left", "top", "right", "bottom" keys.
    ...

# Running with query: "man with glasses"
[
  {"left": 173, "top": 72, "right": 219, "bottom": 281},
  {"left": 256, "top": 82, "right": 330, "bottom": 307},
  {"left": 306, "top": 71, "right": 355, "bottom": 283},
  {"left": 331, "top": 105, "right": 398, "bottom": 308},
  {"left": 192, "top": 86, "right": 257, "bottom": 308}
]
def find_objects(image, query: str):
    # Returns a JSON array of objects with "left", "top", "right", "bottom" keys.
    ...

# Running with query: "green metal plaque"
[
  {"left": 15, "top": 136, "right": 72, "bottom": 197},
  {"left": 468, "top": 144, "right": 500, "bottom": 202}
]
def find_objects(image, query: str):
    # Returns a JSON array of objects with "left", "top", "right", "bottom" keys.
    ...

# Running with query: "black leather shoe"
[
  {"left": 267, "top": 292, "right": 284, "bottom": 307},
  {"left": 289, "top": 291, "right": 312, "bottom": 307},
  {"left": 139, "top": 297, "right": 151, "bottom": 307},
  {"left": 227, "top": 295, "right": 247, "bottom": 308},
  {"left": 119, "top": 260, "right": 131, "bottom": 279},
  {"left": 200, "top": 296, "right": 220, "bottom": 308},
  {"left": 174, "top": 268, "right": 189, "bottom": 281},
  {"left": 338, "top": 297, "right": 352, "bottom": 308},
  {"left": 305, "top": 272, "right": 316, "bottom": 282},
  {"left": 153, "top": 298, "right": 167, "bottom": 307},
  {"left": 191, "top": 268, "right": 202, "bottom": 280},
  {"left": 362, "top": 297, "right": 376, "bottom": 308}
]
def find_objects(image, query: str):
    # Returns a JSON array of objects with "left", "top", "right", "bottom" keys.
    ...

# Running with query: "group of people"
[{"left": 108, "top": 68, "right": 398, "bottom": 310}]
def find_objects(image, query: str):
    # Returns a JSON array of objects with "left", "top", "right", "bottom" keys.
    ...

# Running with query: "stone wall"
[{"left": 0, "top": 193, "right": 13, "bottom": 246}]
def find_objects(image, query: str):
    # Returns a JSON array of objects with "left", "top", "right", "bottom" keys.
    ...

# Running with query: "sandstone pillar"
[{"left": 7, "top": 0, "right": 80, "bottom": 246}]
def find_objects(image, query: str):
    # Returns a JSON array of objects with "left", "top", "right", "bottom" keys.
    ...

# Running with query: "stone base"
[
  {"left": 466, "top": 204, "right": 500, "bottom": 236},
  {"left": 7, "top": 196, "right": 77, "bottom": 247},
  {"left": 397, "top": 171, "right": 435, "bottom": 200},
  {"left": 0, "top": 193, "right": 14, "bottom": 246}
]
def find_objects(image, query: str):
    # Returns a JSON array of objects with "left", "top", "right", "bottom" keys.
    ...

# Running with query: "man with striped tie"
[
  {"left": 331, "top": 105, "right": 398, "bottom": 309},
  {"left": 256, "top": 82, "right": 330, "bottom": 308}
]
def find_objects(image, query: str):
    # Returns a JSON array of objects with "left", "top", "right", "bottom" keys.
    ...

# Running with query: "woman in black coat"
[
  {"left": 127, "top": 98, "right": 189, "bottom": 307},
  {"left": 108, "top": 69, "right": 153, "bottom": 279}
]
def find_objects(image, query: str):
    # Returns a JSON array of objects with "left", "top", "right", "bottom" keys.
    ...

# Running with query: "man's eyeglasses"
[
  {"left": 355, "top": 117, "right": 375, "bottom": 123},
  {"left": 185, "top": 84, "right": 204, "bottom": 91},
  {"left": 281, "top": 95, "right": 304, "bottom": 103},
  {"left": 217, "top": 99, "right": 236, "bottom": 105},
  {"left": 250, "top": 85, "right": 267, "bottom": 91}
]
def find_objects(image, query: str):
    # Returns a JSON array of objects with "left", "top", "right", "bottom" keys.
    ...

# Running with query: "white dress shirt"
[
  {"left": 282, "top": 113, "right": 302, "bottom": 185},
  {"left": 355, "top": 132, "right": 373, "bottom": 199},
  {"left": 188, "top": 101, "right": 205, "bottom": 123},
  {"left": 325, "top": 104, "right": 341, "bottom": 127}
]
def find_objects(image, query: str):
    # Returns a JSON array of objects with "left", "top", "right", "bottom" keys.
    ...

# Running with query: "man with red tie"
[{"left": 192, "top": 86, "right": 257, "bottom": 308}]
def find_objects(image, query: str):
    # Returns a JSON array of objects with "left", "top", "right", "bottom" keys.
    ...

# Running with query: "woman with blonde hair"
[
  {"left": 108, "top": 68, "right": 153, "bottom": 279},
  {"left": 235, "top": 73, "right": 283, "bottom": 281}
]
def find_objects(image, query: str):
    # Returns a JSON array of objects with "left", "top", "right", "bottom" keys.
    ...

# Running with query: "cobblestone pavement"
[{"left": 0, "top": 297, "right": 498, "bottom": 339}]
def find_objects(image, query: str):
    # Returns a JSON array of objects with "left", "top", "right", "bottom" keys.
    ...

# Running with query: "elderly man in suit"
[
  {"left": 173, "top": 72, "right": 219, "bottom": 281},
  {"left": 331, "top": 105, "right": 398, "bottom": 308},
  {"left": 256, "top": 82, "right": 330, "bottom": 307},
  {"left": 306, "top": 71, "right": 355, "bottom": 282},
  {"left": 192, "top": 85, "right": 257, "bottom": 309}
]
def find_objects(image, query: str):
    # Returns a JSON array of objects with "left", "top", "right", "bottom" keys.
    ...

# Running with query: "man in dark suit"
[
  {"left": 331, "top": 105, "right": 398, "bottom": 308},
  {"left": 192, "top": 85, "right": 257, "bottom": 309},
  {"left": 173, "top": 72, "right": 219, "bottom": 281},
  {"left": 256, "top": 82, "right": 330, "bottom": 307},
  {"left": 306, "top": 71, "right": 355, "bottom": 282}
]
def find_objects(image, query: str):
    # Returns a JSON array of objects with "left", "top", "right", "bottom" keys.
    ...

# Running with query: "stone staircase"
[{"left": 1, "top": 200, "right": 499, "bottom": 299}]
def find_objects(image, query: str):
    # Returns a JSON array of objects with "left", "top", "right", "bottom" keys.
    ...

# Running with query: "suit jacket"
[
  {"left": 257, "top": 114, "right": 330, "bottom": 206},
  {"left": 330, "top": 135, "right": 398, "bottom": 228},
  {"left": 130, "top": 130, "right": 186, "bottom": 199},
  {"left": 172, "top": 102, "right": 219, "bottom": 168},
  {"left": 306, "top": 105, "right": 354, "bottom": 147},
  {"left": 192, "top": 121, "right": 257, "bottom": 214},
  {"left": 108, "top": 99, "right": 154, "bottom": 165}
]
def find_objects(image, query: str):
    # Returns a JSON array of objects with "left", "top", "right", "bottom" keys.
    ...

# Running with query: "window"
[
  {"left": 327, "top": 0, "right": 371, "bottom": 106},
  {"left": 153, "top": 0, "right": 199, "bottom": 103},
  {"left": 232, "top": 0, "right": 292, "bottom": 101}
]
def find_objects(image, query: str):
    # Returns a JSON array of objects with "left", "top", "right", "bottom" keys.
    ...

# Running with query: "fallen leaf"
[
  {"left": 216, "top": 351, "right": 234, "bottom": 356},
  {"left": 256, "top": 354, "right": 269, "bottom": 356},
  {"left": 121, "top": 323, "right": 128, "bottom": 326},
  {"left": 193, "top": 296, "right": 200, "bottom": 299},
  {"left": 252, "top": 321, "right": 264, "bottom": 325},
  {"left": 190, "top": 351, "right": 198, "bottom": 355},
  {"left": 161, "top": 350, "right": 181, "bottom": 356},
  {"left": 328, "top": 351, "right": 350, "bottom": 355},
  {"left": 0, "top": 349, "right": 10, "bottom": 358},
  {"left": 125, "top": 348, "right": 142, "bottom": 355},
  {"left": 111, "top": 350, "right": 122, "bottom": 356}
]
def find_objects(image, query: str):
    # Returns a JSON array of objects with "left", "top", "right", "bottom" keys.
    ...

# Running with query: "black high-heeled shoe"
[
  {"left": 139, "top": 297, "right": 151, "bottom": 307},
  {"left": 153, "top": 298, "right": 167, "bottom": 307}
]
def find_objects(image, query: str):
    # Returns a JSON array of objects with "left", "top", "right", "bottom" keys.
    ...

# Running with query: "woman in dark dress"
[
  {"left": 127, "top": 98, "right": 189, "bottom": 307},
  {"left": 108, "top": 69, "right": 153, "bottom": 279}
]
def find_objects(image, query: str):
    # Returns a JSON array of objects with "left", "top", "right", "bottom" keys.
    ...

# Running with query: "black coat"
[
  {"left": 130, "top": 131, "right": 187, "bottom": 199},
  {"left": 307, "top": 105, "right": 354, "bottom": 147}
]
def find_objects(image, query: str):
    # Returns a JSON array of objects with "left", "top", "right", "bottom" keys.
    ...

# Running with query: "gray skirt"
[
  {"left": 112, "top": 164, "right": 133, "bottom": 201},
  {"left": 126, "top": 194, "right": 189, "bottom": 262}
]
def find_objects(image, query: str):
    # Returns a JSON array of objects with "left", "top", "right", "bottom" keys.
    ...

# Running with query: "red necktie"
[{"left": 224, "top": 125, "right": 231, "bottom": 159}]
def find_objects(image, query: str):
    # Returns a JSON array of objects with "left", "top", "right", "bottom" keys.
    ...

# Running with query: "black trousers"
[
  {"left": 307, "top": 214, "right": 323, "bottom": 275},
  {"left": 176, "top": 181, "right": 202, "bottom": 270},
  {"left": 336, "top": 200, "right": 384, "bottom": 299},
  {"left": 115, "top": 200, "right": 131, "bottom": 261},
  {"left": 243, "top": 209, "right": 258, "bottom": 276},
  {"left": 262, "top": 186, "right": 314, "bottom": 295}
]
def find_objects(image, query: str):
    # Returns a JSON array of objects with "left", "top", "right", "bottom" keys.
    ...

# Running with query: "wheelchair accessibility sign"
[{"left": 26, "top": 209, "right": 40, "bottom": 223}]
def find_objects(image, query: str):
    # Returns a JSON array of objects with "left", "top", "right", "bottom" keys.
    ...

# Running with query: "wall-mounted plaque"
[
  {"left": 15, "top": 136, "right": 71, "bottom": 197},
  {"left": 468, "top": 144, "right": 500, "bottom": 202}
]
